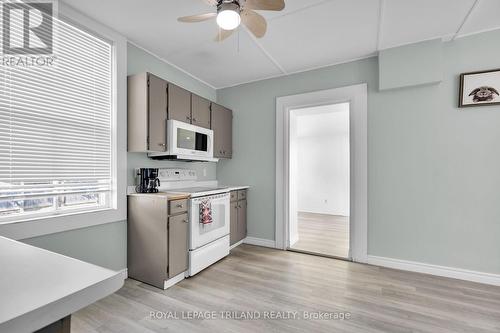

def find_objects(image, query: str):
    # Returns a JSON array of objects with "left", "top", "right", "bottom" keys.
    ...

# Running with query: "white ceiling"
[{"left": 61, "top": 0, "right": 500, "bottom": 89}]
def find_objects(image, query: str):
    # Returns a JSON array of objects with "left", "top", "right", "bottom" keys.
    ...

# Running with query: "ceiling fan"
[{"left": 178, "top": 0, "right": 285, "bottom": 41}]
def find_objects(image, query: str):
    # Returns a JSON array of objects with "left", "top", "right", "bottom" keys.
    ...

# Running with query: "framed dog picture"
[{"left": 459, "top": 69, "right": 500, "bottom": 107}]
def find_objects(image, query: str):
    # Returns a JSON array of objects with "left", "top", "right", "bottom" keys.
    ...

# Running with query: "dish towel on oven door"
[{"left": 199, "top": 198, "right": 213, "bottom": 225}]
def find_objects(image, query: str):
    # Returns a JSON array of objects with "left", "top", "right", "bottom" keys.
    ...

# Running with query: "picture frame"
[{"left": 459, "top": 69, "right": 500, "bottom": 108}]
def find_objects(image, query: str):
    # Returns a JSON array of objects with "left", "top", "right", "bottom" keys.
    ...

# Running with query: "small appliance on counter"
[{"left": 135, "top": 168, "right": 160, "bottom": 193}]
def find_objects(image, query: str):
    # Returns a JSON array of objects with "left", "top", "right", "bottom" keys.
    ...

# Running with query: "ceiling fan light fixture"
[{"left": 216, "top": 2, "right": 241, "bottom": 30}]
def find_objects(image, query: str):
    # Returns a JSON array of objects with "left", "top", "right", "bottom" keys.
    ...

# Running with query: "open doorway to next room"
[{"left": 288, "top": 102, "right": 350, "bottom": 259}]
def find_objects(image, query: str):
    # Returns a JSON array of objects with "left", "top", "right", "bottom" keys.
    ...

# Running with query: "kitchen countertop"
[
  {"left": 164, "top": 186, "right": 250, "bottom": 198},
  {"left": 127, "top": 186, "right": 249, "bottom": 199},
  {"left": 128, "top": 186, "right": 248, "bottom": 197},
  {"left": 127, "top": 192, "right": 191, "bottom": 200},
  {"left": 224, "top": 185, "right": 250, "bottom": 191},
  {"left": 0, "top": 236, "right": 124, "bottom": 333}
]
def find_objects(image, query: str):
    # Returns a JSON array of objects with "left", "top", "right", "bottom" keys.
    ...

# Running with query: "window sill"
[{"left": 0, "top": 206, "right": 126, "bottom": 241}]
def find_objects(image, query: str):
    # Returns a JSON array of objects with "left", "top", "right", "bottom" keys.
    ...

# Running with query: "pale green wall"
[
  {"left": 217, "top": 30, "right": 500, "bottom": 274},
  {"left": 379, "top": 39, "right": 443, "bottom": 90},
  {"left": 21, "top": 43, "right": 218, "bottom": 271},
  {"left": 22, "top": 221, "right": 127, "bottom": 271}
]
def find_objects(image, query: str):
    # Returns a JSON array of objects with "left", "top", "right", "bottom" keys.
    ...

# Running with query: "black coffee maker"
[{"left": 136, "top": 168, "right": 160, "bottom": 193}]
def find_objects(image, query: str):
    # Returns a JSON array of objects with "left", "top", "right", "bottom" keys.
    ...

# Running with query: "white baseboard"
[
  {"left": 367, "top": 255, "right": 500, "bottom": 286},
  {"left": 163, "top": 271, "right": 186, "bottom": 290},
  {"left": 118, "top": 268, "right": 128, "bottom": 280},
  {"left": 230, "top": 239, "right": 244, "bottom": 250},
  {"left": 243, "top": 237, "right": 276, "bottom": 249}
]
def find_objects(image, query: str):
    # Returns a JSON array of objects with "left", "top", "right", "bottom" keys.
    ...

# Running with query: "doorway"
[
  {"left": 275, "top": 84, "right": 368, "bottom": 263},
  {"left": 288, "top": 103, "right": 350, "bottom": 259}
]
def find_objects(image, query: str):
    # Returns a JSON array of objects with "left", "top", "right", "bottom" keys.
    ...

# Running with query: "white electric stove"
[{"left": 157, "top": 169, "right": 231, "bottom": 276}]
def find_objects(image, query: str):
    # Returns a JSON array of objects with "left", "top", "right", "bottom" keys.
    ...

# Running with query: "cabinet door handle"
[
  {"left": 176, "top": 204, "right": 183, "bottom": 208},
  {"left": 158, "top": 143, "right": 166, "bottom": 147},
  {"left": 192, "top": 118, "right": 197, "bottom": 122},
  {"left": 182, "top": 219, "right": 188, "bottom": 223}
]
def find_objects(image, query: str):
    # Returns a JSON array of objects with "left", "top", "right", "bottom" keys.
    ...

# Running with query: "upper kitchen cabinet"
[
  {"left": 211, "top": 103, "right": 232, "bottom": 159},
  {"left": 168, "top": 83, "right": 191, "bottom": 123},
  {"left": 191, "top": 94, "right": 211, "bottom": 129},
  {"left": 128, "top": 73, "right": 167, "bottom": 152},
  {"left": 128, "top": 72, "right": 233, "bottom": 158}
]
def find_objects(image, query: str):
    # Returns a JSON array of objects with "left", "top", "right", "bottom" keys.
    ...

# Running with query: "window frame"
[{"left": 0, "top": 3, "right": 127, "bottom": 240}]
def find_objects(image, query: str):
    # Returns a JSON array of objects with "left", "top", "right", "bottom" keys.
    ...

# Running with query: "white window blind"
[{"left": 0, "top": 15, "right": 113, "bottom": 220}]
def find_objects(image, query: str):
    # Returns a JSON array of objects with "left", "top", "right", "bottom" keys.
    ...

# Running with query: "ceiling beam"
[{"left": 452, "top": 0, "right": 481, "bottom": 41}]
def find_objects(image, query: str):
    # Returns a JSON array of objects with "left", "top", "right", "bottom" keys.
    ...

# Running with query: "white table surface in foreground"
[{"left": 0, "top": 236, "right": 124, "bottom": 333}]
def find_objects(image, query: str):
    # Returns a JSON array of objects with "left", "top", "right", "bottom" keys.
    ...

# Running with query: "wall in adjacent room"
[
  {"left": 216, "top": 29, "right": 500, "bottom": 274},
  {"left": 296, "top": 108, "right": 350, "bottom": 216}
]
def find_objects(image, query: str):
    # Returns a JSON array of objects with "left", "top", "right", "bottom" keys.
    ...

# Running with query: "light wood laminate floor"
[
  {"left": 73, "top": 245, "right": 500, "bottom": 333},
  {"left": 290, "top": 212, "right": 350, "bottom": 258}
]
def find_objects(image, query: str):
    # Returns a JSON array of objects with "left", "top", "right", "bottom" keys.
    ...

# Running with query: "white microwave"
[{"left": 148, "top": 120, "right": 218, "bottom": 162}]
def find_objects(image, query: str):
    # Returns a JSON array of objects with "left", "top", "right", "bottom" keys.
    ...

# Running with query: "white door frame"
[{"left": 275, "top": 84, "right": 368, "bottom": 263}]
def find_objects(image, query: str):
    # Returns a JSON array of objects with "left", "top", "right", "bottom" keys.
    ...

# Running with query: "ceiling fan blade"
[
  {"left": 214, "top": 28, "right": 235, "bottom": 42},
  {"left": 244, "top": 0, "right": 285, "bottom": 11},
  {"left": 241, "top": 9, "right": 267, "bottom": 38},
  {"left": 178, "top": 12, "right": 217, "bottom": 23}
]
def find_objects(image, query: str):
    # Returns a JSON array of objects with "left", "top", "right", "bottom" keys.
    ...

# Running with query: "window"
[{"left": 0, "top": 13, "right": 113, "bottom": 221}]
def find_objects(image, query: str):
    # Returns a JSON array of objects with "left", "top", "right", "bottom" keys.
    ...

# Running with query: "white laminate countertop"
[
  {"left": 0, "top": 236, "right": 124, "bottom": 333},
  {"left": 127, "top": 185, "right": 250, "bottom": 197},
  {"left": 127, "top": 192, "right": 191, "bottom": 200},
  {"left": 224, "top": 185, "right": 250, "bottom": 191}
]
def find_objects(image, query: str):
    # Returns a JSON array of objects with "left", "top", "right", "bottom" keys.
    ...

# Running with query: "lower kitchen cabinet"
[
  {"left": 230, "top": 202, "right": 238, "bottom": 245},
  {"left": 128, "top": 195, "right": 189, "bottom": 289},
  {"left": 237, "top": 199, "right": 247, "bottom": 242},
  {"left": 168, "top": 213, "right": 189, "bottom": 278},
  {"left": 230, "top": 190, "right": 247, "bottom": 246}
]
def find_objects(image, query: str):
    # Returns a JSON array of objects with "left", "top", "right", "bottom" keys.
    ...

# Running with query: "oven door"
[
  {"left": 189, "top": 193, "right": 230, "bottom": 250},
  {"left": 168, "top": 120, "right": 213, "bottom": 158}
]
